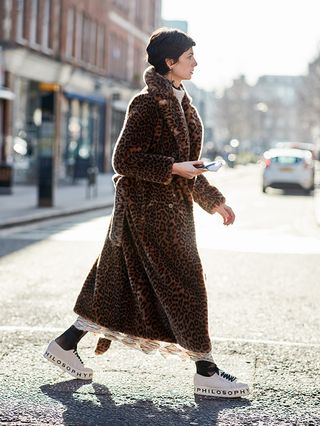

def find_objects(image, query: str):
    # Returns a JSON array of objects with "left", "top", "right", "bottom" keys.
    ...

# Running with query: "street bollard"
[{"left": 86, "top": 166, "right": 98, "bottom": 199}]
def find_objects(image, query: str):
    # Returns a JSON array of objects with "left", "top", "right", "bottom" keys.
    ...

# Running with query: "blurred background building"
[
  {"left": 0, "top": 0, "right": 161, "bottom": 184},
  {"left": 212, "top": 72, "right": 319, "bottom": 163},
  {"left": 162, "top": 19, "right": 216, "bottom": 155},
  {"left": 162, "top": 19, "right": 188, "bottom": 33},
  {"left": 1, "top": 0, "right": 320, "bottom": 191}
]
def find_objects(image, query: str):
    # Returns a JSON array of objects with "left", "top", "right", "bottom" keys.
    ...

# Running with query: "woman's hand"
[
  {"left": 172, "top": 161, "right": 207, "bottom": 179},
  {"left": 213, "top": 203, "right": 236, "bottom": 226}
]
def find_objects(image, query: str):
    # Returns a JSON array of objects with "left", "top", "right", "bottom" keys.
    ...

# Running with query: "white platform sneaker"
[
  {"left": 43, "top": 340, "right": 93, "bottom": 380},
  {"left": 194, "top": 368, "right": 249, "bottom": 398}
]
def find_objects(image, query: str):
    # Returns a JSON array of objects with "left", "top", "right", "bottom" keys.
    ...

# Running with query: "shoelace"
[
  {"left": 219, "top": 370, "right": 237, "bottom": 382},
  {"left": 73, "top": 349, "right": 84, "bottom": 365}
]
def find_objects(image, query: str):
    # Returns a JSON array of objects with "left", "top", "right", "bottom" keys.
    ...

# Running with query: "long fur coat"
[{"left": 74, "top": 67, "right": 225, "bottom": 359}]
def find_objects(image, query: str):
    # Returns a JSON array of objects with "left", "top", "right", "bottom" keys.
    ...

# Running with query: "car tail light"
[{"left": 265, "top": 158, "right": 271, "bottom": 168}]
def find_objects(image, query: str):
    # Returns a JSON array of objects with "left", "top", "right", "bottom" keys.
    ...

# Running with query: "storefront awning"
[
  {"left": 63, "top": 90, "right": 106, "bottom": 105},
  {"left": 0, "top": 87, "right": 15, "bottom": 100}
]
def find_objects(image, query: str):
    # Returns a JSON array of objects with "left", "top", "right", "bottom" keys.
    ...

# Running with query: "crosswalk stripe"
[{"left": 0, "top": 325, "right": 319, "bottom": 348}]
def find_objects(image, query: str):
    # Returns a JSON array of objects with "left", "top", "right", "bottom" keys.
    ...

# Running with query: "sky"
[{"left": 161, "top": 0, "right": 320, "bottom": 91}]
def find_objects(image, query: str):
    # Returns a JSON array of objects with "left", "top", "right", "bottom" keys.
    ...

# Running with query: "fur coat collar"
[{"left": 143, "top": 66, "right": 203, "bottom": 162}]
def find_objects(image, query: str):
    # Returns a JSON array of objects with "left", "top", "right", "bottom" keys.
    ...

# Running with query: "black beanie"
[{"left": 146, "top": 28, "right": 195, "bottom": 75}]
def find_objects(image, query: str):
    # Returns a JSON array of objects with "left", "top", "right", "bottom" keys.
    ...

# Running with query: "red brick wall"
[{"left": 0, "top": 0, "right": 162, "bottom": 84}]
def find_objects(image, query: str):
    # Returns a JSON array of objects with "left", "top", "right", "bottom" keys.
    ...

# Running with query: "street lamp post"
[{"left": 37, "top": 83, "right": 59, "bottom": 207}]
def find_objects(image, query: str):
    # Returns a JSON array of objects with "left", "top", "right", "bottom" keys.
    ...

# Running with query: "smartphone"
[{"left": 195, "top": 161, "right": 223, "bottom": 172}]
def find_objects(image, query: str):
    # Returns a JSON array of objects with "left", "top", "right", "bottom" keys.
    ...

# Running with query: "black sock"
[
  {"left": 55, "top": 325, "right": 87, "bottom": 351},
  {"left": 196, "top": 360, "right": 219, "bottom": 377}
]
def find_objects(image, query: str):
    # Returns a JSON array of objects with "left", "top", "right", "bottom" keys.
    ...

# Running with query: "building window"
[
  {"left": 90, "top": 21, "right": 97, "bottom": 65},
  {"left": 133, "top": 46, "right": 142, "bottom": 84},
  {"left": 29, "top": 0, "right": 39, "bottom": 45},
  {"left": 81, "top": 14, "right": 91, "bottom": 62},
  {"left": 97, "top": 24, "right": 105, "bottom": 69},
  {"left": 135, "top": 0, "right": 143, "bottom": 27},
  {"left": 36, "top": 0, "right": 42, "bottom": 45},
  {"left": 65, "top": 99, "right": 104, "bottom": 179},
  {"left": 113, "top": 0, "right": 129, "bottom": 13},
  {"left": 16, "top": 0, "right": 28, "bottom": 41},
  {"left": 41, "top": 0, "right": 51, "bottom": 49},
  {"left": 16, "top": 0, "right": 30, "bottom": 41},
  {"left": 149, "top": 0, "right": 156, "bottom": 29},
  {"left": 110, "top": 33, "right": 121, "bottom": 78},
  {"left": 81, "top": 14, "right": 86, "bottom": 61},
  {"left": 75, "top": 11, "right": 83, "bottom": 60},
  {"left": 121, "top": 38, "right": 128, "bottom": 80},
  {"left": 109, "top": 32, "right": 128, "bottom": 80},
  {"left": 66, "top": 7, "right": 75, "bottom": 57},
  {"left": 65, "top": 98, "right": 81, "bottom": 179}
]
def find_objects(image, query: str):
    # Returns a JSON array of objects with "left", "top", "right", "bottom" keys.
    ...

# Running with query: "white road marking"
[
  {"left": 0, "top": 325, "right": 319, "bottom": 348},
  {"left": 212, "top": 336, "right": 320, "bottom": 348},
  {"left": 196, "top": 226, "right": 320, "bottom": 254}
]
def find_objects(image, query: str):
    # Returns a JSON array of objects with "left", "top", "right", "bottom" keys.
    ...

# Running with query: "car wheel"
[{"left": 262, "top": 185, "right": 267, "bottom": 193}]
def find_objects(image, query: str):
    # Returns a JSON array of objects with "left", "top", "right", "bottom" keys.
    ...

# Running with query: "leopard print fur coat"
[{"left": 74, "top": 66, "right": 225, "bottom": 358}]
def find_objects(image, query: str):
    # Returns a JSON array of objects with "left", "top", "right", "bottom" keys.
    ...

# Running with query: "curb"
[
  {"left": 314, "top": 162, "right": 320, "bottom": 226},
  {"left": 0, "top": 202, "right": 114, "bottom": 230},
  {"left": 314, "top": 189, "right": 320, "bottom": 226}
]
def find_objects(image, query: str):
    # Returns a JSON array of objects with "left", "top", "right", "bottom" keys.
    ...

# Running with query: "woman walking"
[{"left": 44, "top": 28, "right": 249, "bottom": 398}]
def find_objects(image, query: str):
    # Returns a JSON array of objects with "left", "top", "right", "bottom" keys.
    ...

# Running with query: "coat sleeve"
[
  {"left": 112, "top": 95, "right": 174, "bottom": 184},
  {"left": 192, "top": 174, "right": 226, "bottom": 214}
]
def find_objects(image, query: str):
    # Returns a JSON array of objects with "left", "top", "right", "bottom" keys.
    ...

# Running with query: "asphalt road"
[{"left": 0, "top": 165, "right": 319, "bottom": 425}]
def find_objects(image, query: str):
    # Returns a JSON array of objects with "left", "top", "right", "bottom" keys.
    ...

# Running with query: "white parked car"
[
  {"left": 274, "top": 141, "right": 317, "bottom": 159},
  {"left": 262, "top": 148, "right": 315, "bottom": 194}
]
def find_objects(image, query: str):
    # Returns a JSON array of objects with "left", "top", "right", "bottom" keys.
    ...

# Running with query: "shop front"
[
  {"left": 62, "top": 91, "right": 106, "bottom": 182},
  {"left": 110, "top": 98, "right": 127, "bottom": 169},
  {"left": 0, "top": 85, "right": 15, "bottom": 194},
  {"left": 10, "top": 78, "right": 44, "bottom": 184}
]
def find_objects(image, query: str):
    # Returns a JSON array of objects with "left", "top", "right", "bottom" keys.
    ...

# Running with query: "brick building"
[
  {"left": 0, "top": 0, "right": 161, "bottom": 184},
  {"left": 303, "top": 54, "right": 320, "bottom": 158},
  {"left": 214, "top": 74, "right": 311, "bottom": 155}
]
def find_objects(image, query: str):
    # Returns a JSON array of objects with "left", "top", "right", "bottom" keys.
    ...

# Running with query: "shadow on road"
[
  {"left": 0, "top": 209, "right": 110, "bottom": 258},
  {"left": 40, "top": 379, "right": 251, "bottom": 426},
  {"left": 0, "top": 238, "right": 39, "bottom": 258},
  {"left": 265, "top": 187, "right": 315, "bottom": 197}
]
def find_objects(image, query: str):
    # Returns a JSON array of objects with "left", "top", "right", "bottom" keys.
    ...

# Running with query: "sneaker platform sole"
[
  {"left": 43, "top": 349, "right": 93, "bottom": 380},
  {"left": 194, "top": 385, "right": 249, "bottom": 398}
]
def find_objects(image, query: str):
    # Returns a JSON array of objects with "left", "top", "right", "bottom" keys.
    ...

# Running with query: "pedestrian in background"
[{"left": 44, "top": 27, "right": 249, "bottom": 398}]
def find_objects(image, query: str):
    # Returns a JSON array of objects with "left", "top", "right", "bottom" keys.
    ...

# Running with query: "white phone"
[{"left": 195, "top": 161, "right": 223, "bottom": 172}]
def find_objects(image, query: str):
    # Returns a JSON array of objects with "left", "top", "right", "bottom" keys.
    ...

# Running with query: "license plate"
[{"left": 279, "top": 167, "right": 293, "bottom": 172}]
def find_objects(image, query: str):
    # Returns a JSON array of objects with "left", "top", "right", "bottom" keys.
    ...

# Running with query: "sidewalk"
[
  {"left": 313, "top": 162, "right": 320, "bottom": 225},
  {"left": 315, "top": 189, "right": 320, "bottom": 225},
  {"left": 1, "top": 166, "right": 320, "bottom": 229},
  {"left": 0, "top": 173, "right": 115, "bottom": 229}
]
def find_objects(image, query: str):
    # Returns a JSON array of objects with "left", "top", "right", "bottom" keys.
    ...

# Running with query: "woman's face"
[{"left": 170, "top": 48, "right": 197, "bottom": 82}]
